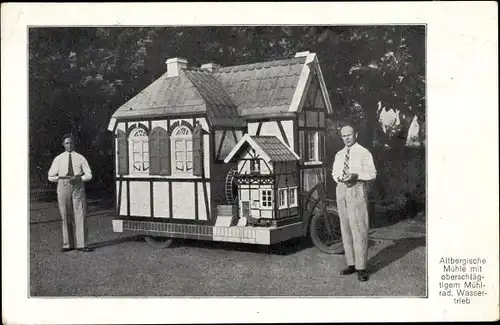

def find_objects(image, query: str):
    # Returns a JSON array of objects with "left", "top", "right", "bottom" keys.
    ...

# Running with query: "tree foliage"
[{"left": 29, "top": 26, "right": 425, "bottom": 188}]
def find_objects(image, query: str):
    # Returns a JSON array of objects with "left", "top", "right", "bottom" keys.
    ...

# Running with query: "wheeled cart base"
[{"left": 112, "top": 219, "right": 305, "bottom": 245}]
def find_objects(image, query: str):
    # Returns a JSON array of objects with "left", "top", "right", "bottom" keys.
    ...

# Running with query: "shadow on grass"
[
  {"left": 170, "top": 237, "right": 315, "bottom": 256},
  {"left": 368, "top": 236, "right": 426, "bottom": 275},
  {"left": 88, "top": 235, "right": 143, "bottom": 250}
]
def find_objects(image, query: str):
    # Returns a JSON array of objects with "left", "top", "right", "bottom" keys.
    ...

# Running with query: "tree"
[{"left": 29, "top": 26, "right": 425, "bottom": 192}]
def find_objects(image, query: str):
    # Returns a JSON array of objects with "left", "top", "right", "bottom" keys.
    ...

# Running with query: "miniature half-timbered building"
[{"left": 108, "top": 51, "right": 333, "bottom": 245}]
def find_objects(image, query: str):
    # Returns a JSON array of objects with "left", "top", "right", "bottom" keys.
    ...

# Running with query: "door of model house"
[{"left": 241, "top": 201, "right": 250, "bottom": 219}]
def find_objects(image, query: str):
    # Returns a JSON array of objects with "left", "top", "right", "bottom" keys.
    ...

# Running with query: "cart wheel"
[
  {"left": 145, "top": 236, "right": 174, "bottom": 248},
  {"left": 310, "top": 212, "right": 344, "bottom": 254}
]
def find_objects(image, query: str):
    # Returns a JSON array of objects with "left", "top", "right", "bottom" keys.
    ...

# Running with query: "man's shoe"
[
  {"left": 77, "top": 247, "right": 94, "bottom": 252},
  {"left": 61, "top": 247, "right": 73, "bottom": 253},
  {"left": 340, "top": 265, "right": 356, "bottom": 275},
  {"left": 357, "top": 269, "right": 369, "bottom": 282}
]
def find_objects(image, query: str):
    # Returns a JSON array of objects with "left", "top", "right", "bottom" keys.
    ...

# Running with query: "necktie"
[
  {"left": 341, "top": 147, "right": 350, "bottom": 179},
  {"left": 67, "top": 153, "right": 74, "bottom": 176}
]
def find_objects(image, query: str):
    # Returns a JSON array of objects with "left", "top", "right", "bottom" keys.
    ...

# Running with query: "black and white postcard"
[{"left": 2, "top": 2, "right": 498, "bottom": 323}]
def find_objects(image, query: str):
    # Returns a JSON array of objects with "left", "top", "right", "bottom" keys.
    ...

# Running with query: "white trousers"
[
  {"left": 336, "top": 181, "right": 370, "bottom": 270},
  {"left": 57, "top": 179, "right": 87, "bottom": 248}
]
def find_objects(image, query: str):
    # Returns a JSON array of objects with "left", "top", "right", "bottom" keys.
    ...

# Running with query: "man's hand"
[
  {"left": 343, "top": 173, "right": 358, "bottom": 187},
  {"left": 70, "top": 175, "right": 82, "bottom": 184}
]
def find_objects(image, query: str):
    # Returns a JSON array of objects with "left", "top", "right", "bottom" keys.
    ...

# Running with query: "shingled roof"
[
  {"left": 224, "top": 134, "right": 299, "bottom": 163},
  {"left": 111, "top": 68, "right": 244, "bottom": 127},
  {"left": 110, "top": 53, "right": 326, "bottom": 126},
  {"left": 215, "top": 57, "right": 306, "bottom": 117},
  {"left": 251, "top": 136, "right": 299, "bottom": 162}
]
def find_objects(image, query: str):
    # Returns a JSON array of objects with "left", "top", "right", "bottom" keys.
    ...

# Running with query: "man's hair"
[
  {"left": 61, "top": 133, "right": 75, "bottom": 143},
  {"left": 339, "top": 121, "right": 358, "bottom": 134}
]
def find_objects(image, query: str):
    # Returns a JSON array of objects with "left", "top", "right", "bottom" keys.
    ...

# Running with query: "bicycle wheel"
[{"left": 310, "top": 211, "right": 344, "bottom": 254}]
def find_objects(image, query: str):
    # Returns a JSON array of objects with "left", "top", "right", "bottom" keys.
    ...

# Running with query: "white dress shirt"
[
  {"left": 48, "top": 151, "right": 92, "bottom": 183},
  {"left": 332, "top": 142, "right": 376, "bottom": 183}
]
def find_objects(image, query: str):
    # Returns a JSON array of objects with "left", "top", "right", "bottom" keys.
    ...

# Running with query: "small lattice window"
[{"left": 261, "top": 190, "right": 273, "bottom": 209}]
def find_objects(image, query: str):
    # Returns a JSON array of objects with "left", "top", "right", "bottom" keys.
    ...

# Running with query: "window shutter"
[
  {"left": 193, "top": 124, "right": 203, "bottom": 177},
  {"left": 149, "top": 128, "right": 160, "bottom": 175},
  {"left": 159, "top": 132, "right": 171, "bottom": 176},
  {"left": 117, "top": 129, "right": 129, "bottom": 175},
  {"left": 149, "top": 127, "right": 170, "bottom": 176}
]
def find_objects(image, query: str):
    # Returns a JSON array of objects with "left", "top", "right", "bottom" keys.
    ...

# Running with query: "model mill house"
[{"left": 107, "top": 51, "right": 333, "bottom": 245}]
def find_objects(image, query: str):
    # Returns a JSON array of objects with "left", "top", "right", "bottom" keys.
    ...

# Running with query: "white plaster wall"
[
  {"left": 198, "top": 117, "right": 209, "bottom": 131},
  {"left": 172, "top": 182, "right": 195, "bottom": 219},
  {"left": 151, "top": 120, "right": 168, "bottom": 129},
  {"left": 260, "top": 210, "right": 273, "bottom": 219},
  {"left": 197, "top": 182, "right": 210, "bottom": 220},
  {"left": 260, "top": 121, "right": 280, "bottom": 138},
  {"left": 129, "top": 182, "right": 150, "bottom": 216},
  {"left": 203, "top": 133, "right": 210, "bottom": 176},
  {"left": 281, "top": 120, "right": 295, "bottom": 151},
  {"left": 234, "top": 130, "right": 243, "bottom": 141},
  {"left": 153, "top": 182, "right": 169, "bottom": 218},
  {"left": 117, "top": 181, "right": 128, "bottom": 216},
  {"left": 248, "top": 122, "right": 258, "bottom": 135}
]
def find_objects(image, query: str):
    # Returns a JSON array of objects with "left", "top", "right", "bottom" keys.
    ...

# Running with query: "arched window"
[
  {"left": 171, "top": 126, "right": 193, "bottom": 173},
  {"left": 129, "top": 128, "right": 149, "bottom": 173}
]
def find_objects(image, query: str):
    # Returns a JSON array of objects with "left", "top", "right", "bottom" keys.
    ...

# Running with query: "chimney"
[
  {"left": 166, "top": 58, "right": 188, "bottom": 77},
  {"left": 201, "top": 63, "right": 220, "bottom": 72}
]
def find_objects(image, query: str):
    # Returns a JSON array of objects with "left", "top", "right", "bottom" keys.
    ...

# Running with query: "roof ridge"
[
  {"left": 183, "top": 67, "right": 209, "bottom": 72},
  {"left": 216, "top": 57, "right": 306, "bottom": 73}
]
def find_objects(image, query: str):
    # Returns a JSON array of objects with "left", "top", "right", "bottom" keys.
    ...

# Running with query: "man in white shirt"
[
  {"left": 332, "top": 124, "right": 376, "bottom": 281},
  {"left": 48, "top": 134, "right": 93, "bottom": 252}
]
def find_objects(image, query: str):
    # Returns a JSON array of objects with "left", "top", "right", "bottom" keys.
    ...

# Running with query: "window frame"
[
  {"left": 171, "top": 126, "right": 193, "bottom": 175},
  {"left": 277, "top": 186, "right": 298, "bottom": 209},
  {"left": 306, "top": 131, "right": 319, "bottom": 162},
  {"left": 129, "top": 128, "right": 150, "bottom": 175},
  {"left": 288, "top": 186, "right": 298, "bottom": 208},
  {"left": 260, "top": 189, "right": 273, "bottom": 210},
  {"left": 278, "top": 188, "right": 288, "bottom": 210}
]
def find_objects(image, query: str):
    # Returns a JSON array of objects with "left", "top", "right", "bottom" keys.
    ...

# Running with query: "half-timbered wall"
[
  {"left": 297, "top": 72, "right": 328, "bottom": 197},
  {"left": 239, "top": 184, "right": 274, "bottom": 220},
  {"left": 237, "top": 147, "right": 272, "bottom": 175},
  {"left": 210, "top": 127, "right": 243, "bottom": 210},
  {"left": 236, "top": 149, "right": 275, "bottom": 220},
  {"left": 248, "top": 120, "right": 295, "bottom": 152},
  {"left": 273, "top": 161, "right": 299, "bottom": 219},
  {"left": 114, "top": 117, "right": 211, "bottom": 222},
  {"left": 214, "top": 129, "right": 244, "bottom": 162}
]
